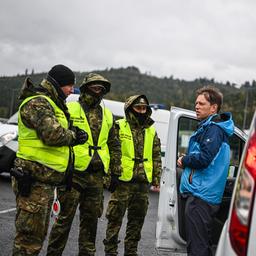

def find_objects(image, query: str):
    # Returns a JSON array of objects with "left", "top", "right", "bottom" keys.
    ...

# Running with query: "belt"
[
  {"left": 88, "top": 145, "right": 101, "bottom": 156},
  {"left": 132, "top": 158, "right": 148, "bottom": 163}
]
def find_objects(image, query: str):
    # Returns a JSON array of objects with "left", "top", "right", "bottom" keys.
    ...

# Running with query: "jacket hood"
[
  {"left": 18, "top": 77, "right": 38, "bottom": 100},
  {"left": 124, "top": 95, "right": 154, "bottom": 128},
  {"left": 124, "top": 95, "right": 152, "bottom": 116},
  {"left": 19, "top": 77, "right": 62, "bottom": 102},
  {"left": 18, "top": 77, "right": 69, "bottom": 116},
  {"left": 202, "top": 112, "right": 234, "bottom": 137}
]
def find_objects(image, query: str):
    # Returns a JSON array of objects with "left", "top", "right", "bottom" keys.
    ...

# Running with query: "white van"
[
  {"left": 0, "top": 94, "right": 170, "bottom": 173},
  {"left": 156, "top": 106, "right": 248, "bottom": 254}
]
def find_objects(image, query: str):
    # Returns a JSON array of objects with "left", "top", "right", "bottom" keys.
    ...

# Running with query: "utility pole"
[
  {"left": 242, "top": 88, "right": 249, "bottom": 130},
  {"left": 9, "top": 89, "right": 18, "bottom": 118}
]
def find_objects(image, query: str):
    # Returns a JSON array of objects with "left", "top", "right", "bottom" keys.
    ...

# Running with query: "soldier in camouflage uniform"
[
  {"left": 46, "top": 73, "right": 121, "bottom": 256},
  {"left": 104, "top": 95, "right": 162, "bottom": 256},
  {"left": 12, "top": 64, "right": 88, "bottom": 256}
]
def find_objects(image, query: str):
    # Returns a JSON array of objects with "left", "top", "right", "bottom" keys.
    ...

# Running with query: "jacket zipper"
[{"left": 189, "top": 169, "right": 195, "bottom": 184}]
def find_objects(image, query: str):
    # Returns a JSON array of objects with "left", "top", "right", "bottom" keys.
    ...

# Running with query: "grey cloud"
[{"left": 0, "top": 0, "right": 256, "bottom": 84}]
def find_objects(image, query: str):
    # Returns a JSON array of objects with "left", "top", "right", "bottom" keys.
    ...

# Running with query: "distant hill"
[{"left": 0, "top": 66, "right": 256, "bottom": 129}]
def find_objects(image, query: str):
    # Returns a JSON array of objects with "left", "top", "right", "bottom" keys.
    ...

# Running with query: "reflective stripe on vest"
[
  {"left": 17, "top": 95, "right": 69, "bottom": 172},
  {"left": 67, "top": 101, "right": 113, "bottom": 173},
  {"left": 117, "top": 119, "right": 155, "bottom": 182}
]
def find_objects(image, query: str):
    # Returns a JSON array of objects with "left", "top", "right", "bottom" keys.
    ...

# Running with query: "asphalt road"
[{"left": 0, "top": 174, "right": 160, "bottom": 256}]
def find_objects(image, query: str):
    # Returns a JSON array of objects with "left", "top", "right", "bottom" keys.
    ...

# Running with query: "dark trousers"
[{"left": 184, "top": 195, "right": 219, "bottom": 256}]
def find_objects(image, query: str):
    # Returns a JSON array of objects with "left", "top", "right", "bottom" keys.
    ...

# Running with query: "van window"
[{"left": 177, "top": 117, "right": 198, "bottom": 157}]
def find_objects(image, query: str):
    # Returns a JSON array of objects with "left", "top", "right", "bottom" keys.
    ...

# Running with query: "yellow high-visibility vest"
[
  {"left": 17, "top": 95, "right": 70, "bottom": 172},
  {"left": 117, "top": 118, "right": 155, "bottom": 182},
  {"left": 67, "top": 101, "right": 113, "bottom": 173}
]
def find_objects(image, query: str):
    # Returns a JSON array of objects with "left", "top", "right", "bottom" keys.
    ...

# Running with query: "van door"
[{"left": 156, "top": 107, "right": 246, "bottom": 254}]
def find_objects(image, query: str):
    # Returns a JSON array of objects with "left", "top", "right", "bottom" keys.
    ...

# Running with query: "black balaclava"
[
  {"left": 80, "top": 73, "right": 111, "bottom": 107},
  {"left": 131, "top": 108, "right": 148, "bottom": 125},
  {"left": 130, "top": 96, "right": 150, "bottom": 125}
]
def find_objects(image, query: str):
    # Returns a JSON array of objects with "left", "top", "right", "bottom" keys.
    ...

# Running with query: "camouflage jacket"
[
  {"left": 15, "top": 78, "right": 76, "bottom": 185},
  {"left": 72, "top": 94, "right": 122, "bottom": 187},
  {"left": 123, "top": 95, "right": 162, "bottom": 186}
]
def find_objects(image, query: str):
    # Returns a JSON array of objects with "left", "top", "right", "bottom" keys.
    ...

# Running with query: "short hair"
[{"left": 196, "top": 86, "right": 223, "bottom": 112}]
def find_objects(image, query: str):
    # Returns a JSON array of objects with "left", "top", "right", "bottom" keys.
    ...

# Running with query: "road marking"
[{"left": 0, "top": 208, "right": 16, "bottom": 214}]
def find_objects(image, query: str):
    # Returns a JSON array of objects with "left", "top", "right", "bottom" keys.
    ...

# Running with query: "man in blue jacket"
[{"left": 177, "top": 86, "right": 234, "bottom": 256}]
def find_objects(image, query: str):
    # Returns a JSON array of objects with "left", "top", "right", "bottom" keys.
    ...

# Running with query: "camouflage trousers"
[
  {"left": 104, "top": 182, "right": 149, "bottom": 256},
  {"left": 46, "top": 171, "right": 104, "bottom": 256},
  {"left": 12, "top": 181, "right": 55, "bottom": 256}
]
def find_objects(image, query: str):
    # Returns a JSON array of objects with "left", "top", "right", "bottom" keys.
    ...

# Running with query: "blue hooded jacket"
[{"left": 179, "top": 112, "right": 234, "bottom": 205}]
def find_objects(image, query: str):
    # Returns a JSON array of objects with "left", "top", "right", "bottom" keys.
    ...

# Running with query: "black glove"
[
  {"left": 71, "top": 126, "right": 88, "bottom": 146},
  {"left": 108, "top": 174, "right": 120, "bottom": 193},
  {"left": 10, "top": 167, "right": 34, "bottom": 197}
]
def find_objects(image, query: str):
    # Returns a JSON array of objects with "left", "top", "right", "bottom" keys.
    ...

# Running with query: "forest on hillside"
[{"left": 0, "top": 66, "right": 256, "bottom": 130}]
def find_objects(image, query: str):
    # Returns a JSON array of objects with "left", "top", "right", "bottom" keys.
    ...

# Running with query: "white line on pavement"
[{"left": 0, "top": 208, "right": 16, "bottom": 214}]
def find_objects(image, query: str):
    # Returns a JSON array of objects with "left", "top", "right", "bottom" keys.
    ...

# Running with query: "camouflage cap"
[
  {"left": 124, "top": 95, "right": 150, "bottom": 113},
  {"left": 133, "top": 97, "right": 149, "bottom": 107},
  {"left": 80, "top": 73, "right": 111, "bottom": 94}
]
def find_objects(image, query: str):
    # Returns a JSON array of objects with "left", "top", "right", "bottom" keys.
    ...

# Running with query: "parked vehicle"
[
  {"left": 0, "top": 94, "right": 169, "bottom": 173},
  {"left": 156, "top": 106, "right": 248, "bottom": 254},
  {"left": 215, "top": 111, "right": 256, "bottom": 256},
  {"left": 0, "top": 113, "right": 18, "bottom": 173}
]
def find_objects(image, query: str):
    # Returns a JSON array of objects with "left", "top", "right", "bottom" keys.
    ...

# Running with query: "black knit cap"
[{"left": 47, "top": 64, "right": 75, "bottom": 87}]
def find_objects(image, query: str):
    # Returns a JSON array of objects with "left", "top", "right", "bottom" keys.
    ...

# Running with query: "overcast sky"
[{"left": 1, "top": 0, "right": 256, "bottom": 85}]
